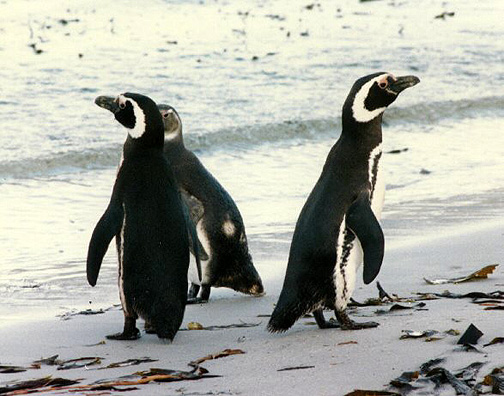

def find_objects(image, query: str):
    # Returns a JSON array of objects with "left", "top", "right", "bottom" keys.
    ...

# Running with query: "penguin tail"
[
  {"left": 148, "top": 300, "right": 185, "bottom": 341},
  {"left": 267, "top": 301, "right": 301, "bottom": 333}
]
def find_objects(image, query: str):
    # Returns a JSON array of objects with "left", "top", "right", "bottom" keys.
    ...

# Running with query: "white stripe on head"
[
  {"left": 118, "top": 94, "right": 146, "bottom": 139},
  {"left": 351, "top": 74, "right": 389, "bottom": 123}
]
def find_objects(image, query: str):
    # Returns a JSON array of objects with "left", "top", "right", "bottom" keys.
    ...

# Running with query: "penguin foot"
[
  {"left": 313, "top": 309, "right": 341, "bottom": 329},
  {"left": 106, "top": 328, "right": 141, "bottom": 340},
  {"left": 335, "top": 309, "right": 379, "bottom": 330},
  {"left": 186, "top": 297, "right": 209, "bottom": 305},
  {"left": 144, "top": 322, "right": 156, "bottom": 334}
]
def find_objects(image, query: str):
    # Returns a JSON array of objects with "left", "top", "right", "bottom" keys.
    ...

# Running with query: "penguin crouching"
[
  {"left": 88, "top": 93, "right": 191, "bottom": 341},
  {"left": 268, "top": 72, "right": 419, "bottom": 333},
  {"left": 157, "top": 104, "right": 264, "bottom": 303}
]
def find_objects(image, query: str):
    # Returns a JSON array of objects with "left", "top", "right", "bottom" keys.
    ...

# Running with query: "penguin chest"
[{"left": 332, "top": 144, "right": 385, "bottom": 309}]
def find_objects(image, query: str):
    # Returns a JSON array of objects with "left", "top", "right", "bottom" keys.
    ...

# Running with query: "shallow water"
[{"left": 1, "top": 0, "right": 503, "bottom": 324}]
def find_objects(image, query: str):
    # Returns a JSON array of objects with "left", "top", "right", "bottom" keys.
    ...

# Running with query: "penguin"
[
  {"left": 268, "top": 72, "right": 420, "bottom": 332},
  {"left": 87, "top": 93, "right": 192, "bottom": 341},
  {"left": 158, "top": 103, "right": 264, "bottom": 303}
]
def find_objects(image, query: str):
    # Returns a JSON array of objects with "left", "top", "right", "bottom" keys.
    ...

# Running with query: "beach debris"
[
  {"left": 188, "top": 322, "right": 204, "bottom": 330},
  {"left": 455, "top": 344, "right": 484, "bottom": 353},
  {"left": 58, "top": 18, "right": 80, "bottom": 25},
  {"left": 98, "top": 358, "right": 158, "bottom": 370},
  {"left": 485, "top": 305, "right": 504, "bottom": 310},
  {"left": 483, "top": 367, "right": 504, "bottom": 394},
  {"left": 386, "top": 148, "right": 409, "bottom": 154},
  {"left": 33, "top": 355, "right": 60, "bottom": 366},
  {"left": 419, "top": 168, "right": 431, "bottom": 175},
  {"left": 0, "top": 376, "right": 79, "bottom": 394},
  {"left": 338, "top": 341, "right": 358, "bottom": 346},
  {"left": 400, "top": 329, "right": 438, "bottom": 340},
  {"left": 34, "top": 354, "right": 103, "bottom": 370},
  {"left": 344, "top": 390, "right": 400, "bottom": 396},
  {"left": 183, "top": 321, "right": 261, "bottom": 331},
  {"left": 425, "top": 367, "right": 472, "bottom": 394},
  {"left": 434, "top": 11, "right": 455, "bottom": 19},
  {"left": 457, "top": 323, "right": 483, "bottom": 345},
  {"left": 277, "top": 365, "right": 314, "bottom": 372},
  {"left": 130, "top": 367, "right": 220, "bottom": 382},
  {"left": 400, "top": 329, "right": 460, "bottom": 342},
  {"left": 57, "top": 356, "right": 103, "bottom": 370},
  {"left": 28, "top": 43, "right": 43, "bottom": 55},
  {"left": 388, "top": 359, "right": 490, "bottom": 395},
  {"left": 424, "top": 264, "right": 499, "bottom": 285},
  {"left": 484, "top": 337, "right": 504, "bottom": 347},
  {"left": 420, "top": 358, "right": 446, "bottom": 374},
  {"left": 455, "top": 362, "right": 486, "bottom": 383},
  {"left": 0, "top": 365, "right": 36, "bottom": 374},
  {"left": 57, "top": 305, "right": 118, "bottom": 320},
  {"left": 85, "top": 340, "right": 106, "bottom": 347},
  {"left": 389, "top": 371, "right": 419, "bottom": 391},
  {"left": 189, "top": 349, "right": 245, "bottom": 367}
]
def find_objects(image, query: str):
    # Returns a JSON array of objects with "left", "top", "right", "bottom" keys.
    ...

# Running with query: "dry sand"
[{"left": 0, "top": 221, "right": 503, "bottom": 395}]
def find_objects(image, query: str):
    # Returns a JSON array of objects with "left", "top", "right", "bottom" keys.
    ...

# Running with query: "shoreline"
[{"left": 1, "top": 220, "right": 503, "bottom": 395}]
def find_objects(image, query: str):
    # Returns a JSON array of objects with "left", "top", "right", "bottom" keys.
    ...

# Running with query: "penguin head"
[
  {"left": 344, "top": 72, "right": 420, "bottom": 124},
  {"left": 95, "top": 93, "right": 164, "bottom": 146},
  {"left": 157, "top": 104, "right": 183, "bottom": 142}
]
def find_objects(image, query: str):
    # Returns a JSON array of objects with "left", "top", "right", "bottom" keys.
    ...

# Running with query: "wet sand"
[{"left": 0, "top": 221, "right": 503, "bottom": 395}]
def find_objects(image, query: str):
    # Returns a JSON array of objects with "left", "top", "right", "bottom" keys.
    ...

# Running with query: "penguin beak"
[
  {"left": 388, "top": 75, "right": 420, "bottom": 94},
  {"left": 95, "top": 95, "right": 120, "bottom": 114}
]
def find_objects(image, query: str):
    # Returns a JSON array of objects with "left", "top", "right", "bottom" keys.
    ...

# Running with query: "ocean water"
[{"left": 1, "top": 0, "right": 503, "bottom": 324}]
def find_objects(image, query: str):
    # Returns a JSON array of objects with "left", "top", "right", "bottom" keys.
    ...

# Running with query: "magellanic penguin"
[
  {"left": 158, "top": 103, "right": 264, "bottom": 303},
  {"left": 87, "top": 93, "right": 193, "bottom": 341},
  {"left": 268, "top": 72, "right": 420, "bottom": 332}
]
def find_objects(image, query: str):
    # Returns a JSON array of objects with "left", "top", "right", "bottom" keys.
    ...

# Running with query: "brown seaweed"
[
  {"left": 424, "top": 264, "right": 499, "bottom": 285},
  {"left": 182, "top": 322, "right": 261, "bottom": 331},
  {"left": 0, "top": 376, "right": 79, "bottom": 394},
  {"left": 98, "top": 358, "right": 158, "bottom": 369},
  {"left": 484, "top": 337, "right": 504, "bottom": 347},
  {"left": 189, "top": 349, "right": 245, "bottom": 367},
  {"left": 277, "top": 365, "right": 315, "bottom": 372}
]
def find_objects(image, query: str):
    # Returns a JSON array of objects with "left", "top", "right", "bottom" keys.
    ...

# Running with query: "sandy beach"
[
  {"left": 0, "top": 220, "right": 502, "bottom": 395},
  {"left": 1, "top": 1, "right": 504, "bottom": 395}
]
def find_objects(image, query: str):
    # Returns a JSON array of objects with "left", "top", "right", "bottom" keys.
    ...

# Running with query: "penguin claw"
[{"left": 106, "top": 328, "right": 141, "bottom": 340}]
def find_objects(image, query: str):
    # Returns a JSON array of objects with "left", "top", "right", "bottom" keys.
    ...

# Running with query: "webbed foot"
[
  {"left": 106, "top": 316, "right": 141, "bottom": 340},
  {"left": 335, "top": 309, "right": 379, "bottom": 330},
  {"left": 313, "top": 309, "right": 341, "bottom": 329},
  {"left": 106, "top": 328, "right": 141, "bottom": 340},
  {"left": 186, "top": 297, "right": 209, "bottom": 305}
]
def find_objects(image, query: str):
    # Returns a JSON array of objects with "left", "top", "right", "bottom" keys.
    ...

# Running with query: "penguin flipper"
[
  {"left": 346, "top": 191, "right": 384, "bottom": 285},
  {"left": 180, "top": 190, "right": 209, "bottom": 261},
  {"left": 87, "top": 201, "right": 123, "bottom": 287},
  {"left": 180, "top": 194, "right": 203, "bottom": 283}
]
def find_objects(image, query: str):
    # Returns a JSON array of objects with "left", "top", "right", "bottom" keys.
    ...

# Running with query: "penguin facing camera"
[{"left": 88, "top": 93, "right": 197, "bottom": 341}]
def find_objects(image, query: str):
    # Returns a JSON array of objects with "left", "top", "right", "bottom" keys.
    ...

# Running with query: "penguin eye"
[
  {"left": 119, "top": 102, "right": 126, "bottom": 110},
  {"left": 163, "top": 112, "right": 170, "bottom": 118},
  {"left": 378, "top": 81, "right": 388, "bottom": 89}
]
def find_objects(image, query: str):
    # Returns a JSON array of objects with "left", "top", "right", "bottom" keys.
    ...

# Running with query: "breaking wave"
[{"left": 1, "top": 96, "right": 503, "bottom": 180}]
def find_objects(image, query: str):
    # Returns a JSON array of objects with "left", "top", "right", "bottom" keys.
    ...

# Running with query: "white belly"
[
  {"left": 334, "top": 143, "right": 385, "bottom": 310},
  {"left": 188, "top": 220, "right": 212, "bottom": 285}
]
